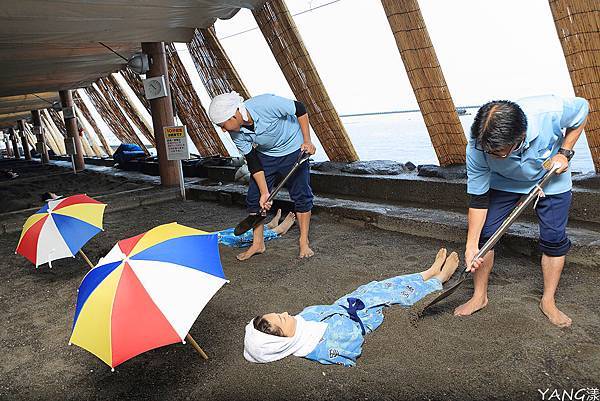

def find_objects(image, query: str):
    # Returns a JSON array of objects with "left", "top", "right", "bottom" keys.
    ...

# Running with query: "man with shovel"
[
  {"left": 456, "top": 95, "right": 589, "bottom": 328},
  {"left": 209, "top": 92, "right": 316, "bottom": 261}
]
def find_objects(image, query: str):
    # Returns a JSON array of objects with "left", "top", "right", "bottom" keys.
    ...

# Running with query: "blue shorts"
[
  {"left": 479, "top": 189, "right": 572, "bottom": 256},
  {"left": 246, "top": 149, "right": 313, "bottom": 214}
]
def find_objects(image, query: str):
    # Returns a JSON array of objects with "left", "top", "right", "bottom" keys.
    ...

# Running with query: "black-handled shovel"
[{"left": 233, "top": 151, "right": 310, "bottom": 236}]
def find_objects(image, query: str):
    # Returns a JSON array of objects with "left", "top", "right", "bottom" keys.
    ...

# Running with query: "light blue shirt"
[
  {"left": 467, "top": 95, "right": 589, "bottom": 196},
  {"left": 229, "top": 94, "right": 303, "bottom": 157}
]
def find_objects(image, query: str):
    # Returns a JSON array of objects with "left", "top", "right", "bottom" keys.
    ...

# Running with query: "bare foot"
[
  {"left": 431, "top": 251, "right": 459, "bottom": 283},
  {"left": 274, "top": 212, "right": 296, "bottom": 236},
  {"left": 236, "top": 244, "right": 266, "bottom": 261},
  {"left": 539, "top": 299, "right": 572, "bottom": 328},
  {"left": 299, "top": 241, "right": 314, "bottom": 259},
  {"left": 266, "top": 209, "right": 282, "bottom": 229},
  {"left": 421, "top": 248, "right": 447, "bottom": 280},
  {"left": 454, "top": 295, "right": 488, "bottom": 316}
]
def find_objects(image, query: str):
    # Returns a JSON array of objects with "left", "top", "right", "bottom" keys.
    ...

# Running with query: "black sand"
[{"left": 1, "top": 199, "right": 599, "bottom": 401}]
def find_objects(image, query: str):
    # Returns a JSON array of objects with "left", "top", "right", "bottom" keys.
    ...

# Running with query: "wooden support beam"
[
  {"left": 31, "top": 110, "right": 50, "bottom": 163},
  {"left": 549, "top": 0, "right": 600, "bottom": 172},
  {"left": 142, "top": 41, "right": 179, "bottom": 187},
  {"left": 381, "top": 0, "right": 467, "bottom": 166},
  {"left": 17, "top": 120, "right": 31, "bottom": 160},
  {"left": 253, "top": 0, "right": 359, "bottom": 162},
  {"left": 74, "top": 91, "right": 113, "bottom": 156}
]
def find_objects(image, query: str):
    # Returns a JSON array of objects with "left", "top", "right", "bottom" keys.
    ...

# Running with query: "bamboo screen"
[
  {"left": 549, "top": 0, "right": 600, "bottom": 172},
  {"left": 100, "top": 76, "right": 155, "bottom": 147},
  {"left": 253, "top": 0, "right": 359, "bottom": 162},
  {"left": 187, "top": 28, "right": 251, "bottom": 99},
  {"left": 91, "top": 82, "right": 149, "bottom": 153},
  {"left": 381, "top": 0, "right": 467, "bottom": 166},
  {"left": 166, "top": 43, "right": 229, "bottom": 156},
  {"left": 74, "top": 91, "right": 113, "bottom": 156},
  {"left": 121, "top": 68, "right": 151, "bottom": 113}
]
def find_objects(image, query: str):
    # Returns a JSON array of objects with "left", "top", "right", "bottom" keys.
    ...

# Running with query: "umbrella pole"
[
  {"left": 79, "top": 250, "right": 94, "bottom": 269},
  {"left": 185, "top": 333, "right": 209, "bottom": 360}
]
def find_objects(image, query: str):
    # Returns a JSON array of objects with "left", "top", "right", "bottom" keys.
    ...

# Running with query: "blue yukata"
[
  {"left": 216, "top": 227, "right": 279, "bottom": 248},
  {"left": 467, "top": 95, "right": 589, "bottom": 256},
  {"left": 228, "top": 94, "right": 313, "bottom": 214},
  {"left": 298, "top": 273, "right": 442, "bottom": 367}
]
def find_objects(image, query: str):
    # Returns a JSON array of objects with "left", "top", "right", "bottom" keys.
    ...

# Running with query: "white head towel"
[
  {"left": 208, "top": 91, "right": 248, "bottom": 125},
  {"left": 243, "top": 315, "right": 328, "bottom": 363}
]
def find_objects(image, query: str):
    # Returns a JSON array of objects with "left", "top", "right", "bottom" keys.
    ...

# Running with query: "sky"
[{"left": 74, "top": 0, "right": 591, "bottom": 167}]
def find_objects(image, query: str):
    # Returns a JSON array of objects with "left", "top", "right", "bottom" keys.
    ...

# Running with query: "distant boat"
[{"left": 456, "top": 108, "right": 469, "bottom": 115}]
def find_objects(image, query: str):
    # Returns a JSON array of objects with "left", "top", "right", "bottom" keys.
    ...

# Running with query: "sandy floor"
[
  {"left": 1, "top": 199, "right": 599, "bottom": 401},
  {"left": 0, "top": 160, "right": 142, "bottom": 213}
]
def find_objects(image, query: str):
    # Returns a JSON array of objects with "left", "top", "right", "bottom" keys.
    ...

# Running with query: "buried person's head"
[
  {"left": 471, "top": 100, "right": 527, "bottom": 158},
  {"left": 244, "top": 313, "right": 327, "bottom": 363}
]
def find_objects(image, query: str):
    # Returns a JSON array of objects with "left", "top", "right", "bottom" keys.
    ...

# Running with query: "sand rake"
[{"left": 417, "top": 162, "right": 561, "bottom": 315}]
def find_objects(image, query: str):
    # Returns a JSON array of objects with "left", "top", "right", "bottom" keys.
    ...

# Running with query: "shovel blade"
[
  {"left": 421, "top": 275, "right": 468, "bottom": 313},
  {"left": 234, "top": 214, "right": 266, "bottom": 236}
]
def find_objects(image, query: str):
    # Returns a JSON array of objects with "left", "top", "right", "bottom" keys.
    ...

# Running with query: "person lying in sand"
[
  {"left": 217, "top": 210, "right": 296, "bottom": 259},
  {"left": 244, "top": 248, "right": 459, "bottom": 367},
  {"left": 40, "top": 192, "right": 61, "bottom": 202},
  {"left": 0, "top": 169, "right": 18, "bottom": 179}
]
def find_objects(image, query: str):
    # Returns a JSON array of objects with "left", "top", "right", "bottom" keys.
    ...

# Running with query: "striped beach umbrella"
[
  {"left": 69, "top": 222, "right": 228, "bottom": 369},
  {"left": 16, "top": 194, "right": 106, "bottom": 267}
]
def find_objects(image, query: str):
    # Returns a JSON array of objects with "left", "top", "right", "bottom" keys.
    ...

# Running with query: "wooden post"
[
  {"left": 18, "top": 120, "right": 31, "bottom": 160},
  {"left": 9, "top": 128, "right": 20, "bottom": 159},
  {"left": 4, "top": 131, "right": 13, "bottom": 157},
  {"left": 253, "top": 0, "right": 359, "bottom": 162},
  {"left": 548, "top": 0, "right": 600, "bottom": 172},
  {"left": 142, "top": 42, "right": 179, "bottom": 187},
  {"left": 31, "top": 109, "right": 49, "bottom": 164},
  {"left": 381, "top": 0, "right": 467, "bottom": 166},
  {"left": 59, "top": 90, "right": 86, "bottom": 171}
]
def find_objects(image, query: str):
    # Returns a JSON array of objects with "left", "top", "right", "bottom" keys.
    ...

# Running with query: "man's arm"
[
  {"left": 551, "top": 97, "right": 589, "bottom": 173},
  {"left": 466, "top": 208, "right": 488, "bottom": 271},
  {"left": 295, "top": 101, "right": 315, "bottom": 155},
  {"left": 245, "top": 148, "right": 271, "bottom": 211}
]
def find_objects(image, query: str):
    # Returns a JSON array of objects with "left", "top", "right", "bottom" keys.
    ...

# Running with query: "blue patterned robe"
[
  {"left": 300, "top": 273, "right": 442, "bottom": 367},
  {"left": 216, "top": 227, "right": 279, "bottom": 248}
]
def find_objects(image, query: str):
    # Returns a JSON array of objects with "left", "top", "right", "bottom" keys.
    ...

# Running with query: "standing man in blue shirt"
[
  {"left": 209, "top": 91, "right": 316, "bottom": 261},
  {"left": 456, "top": 95, "right": 589, "bottom": 328}
]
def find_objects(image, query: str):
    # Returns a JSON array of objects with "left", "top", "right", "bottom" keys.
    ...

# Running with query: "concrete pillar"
[
  {"left": 17, "top": 120, "right": 31, "bottom": 160},
  {"left": 59, "top": 90, "right": 86, "bottom": 171},
  {"left": 141, "top": 41, "right": 179, "bottom": 186},
  {"left": 9, "top": 127, "right": 20, "bottom": 159},
  {"left": 31, "top": 109, "right": 49, "bottom": 164}
]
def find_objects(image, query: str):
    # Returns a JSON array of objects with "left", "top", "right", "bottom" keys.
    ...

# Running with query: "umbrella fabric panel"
[
  {"left": 36, "top": 203, "right": 50, "bottom": 214},
  {"left": 70, "top": 264, "right": 124, "bottom": 367},
  {"left": 51, "top": 213, "right": 102, "bottom": 255},
  {"left": 111, "top": 263, "right": 181, "bottom": 367},
  {"left": 15, "top": 214, "right": 47, "bottom": 263},
  {"left": 52, "top": 202, "right": 106, "bottom": 229},
  {"left": 52, "top": 194, "right": 103, "bottom": 211},
  {"left": 128, "top": 223, "right": 208, "bottom": 256},
  {"left": 73, "top": 260, "right": 123, "bottom": 327},
  {"left": 129, "top": 259, "right": 228, "bottom": 338},
  {"left": 35, "top": 216, "right": 74, "bottom": 266},
  {"left": 131, "top": 234, "right": 225, "bottom": 279}
]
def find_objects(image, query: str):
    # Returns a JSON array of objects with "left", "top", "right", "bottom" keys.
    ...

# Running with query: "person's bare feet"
[
  {"left": 266, "top": 209, "right": 282, "bottom": 229},
  {"left": 299, "top": 240, "right": 314, "bottom": 259},
  {"left": 435, "top": 251, "right": 459, "bottom": 283},
  {"left": 274, "top": 212, "right": 296, "bottom": 235},
  {"left": 421, "top": 248, "right": 447, "bottom": 280},
  {"left": 236, "top": 244, "right": 266, "bottom": 261},
  {"left": 454, "top": 294, "right": 488, "bottom": 316},
  {"left": 539, "top": 298, "right": 572, "bottom": 328}
]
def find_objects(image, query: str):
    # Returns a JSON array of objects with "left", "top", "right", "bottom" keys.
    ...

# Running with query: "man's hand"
[
  {"left": 549, "top": 153, "right": 569, "bottom": 174},
  {"left": 300, "top": 141, "right": 316, "bottom": 155},
  {"left": 259, "top": 192, "right": 272, "bottom": 211},
  {"left": 465, "top": 246, "right": 484, "bottom": 272}
]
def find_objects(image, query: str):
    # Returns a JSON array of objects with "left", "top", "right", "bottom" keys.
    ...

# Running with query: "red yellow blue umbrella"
[
  {"left": 16, "top": 194, "right": 106, "bottom": 268},
  {"left": 69, "top": 222, "right": 227, "bottom": 369}
]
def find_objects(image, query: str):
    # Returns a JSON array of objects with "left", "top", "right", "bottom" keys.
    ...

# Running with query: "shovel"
[
  {"left": 419, "top": 161, "right": 561, "bottom": 313},
  {"left": 234, "top": 151, "right": 310, "bottom": 236}
]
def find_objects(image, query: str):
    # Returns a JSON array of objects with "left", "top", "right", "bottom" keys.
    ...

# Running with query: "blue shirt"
[
  {"left": 229, "top": 94, "right": 303, "bottom": 157},
  {"left": 467, "top": 95, "right": 589, "bottom": 196}
]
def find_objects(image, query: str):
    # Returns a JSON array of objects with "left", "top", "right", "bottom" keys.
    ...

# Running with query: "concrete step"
[{"left": 188, "top": 182, "right": 600, "bottom": 268}]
